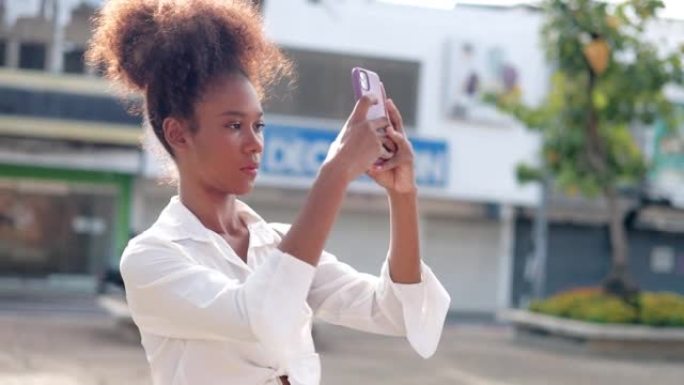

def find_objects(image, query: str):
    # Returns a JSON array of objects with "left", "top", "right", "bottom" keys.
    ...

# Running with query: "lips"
[
  {"left": 241, "top": 163, "right": 259, "bottom": 176},
  {"left": 241, "top": 163, "right": 259, "bottom": 171}
]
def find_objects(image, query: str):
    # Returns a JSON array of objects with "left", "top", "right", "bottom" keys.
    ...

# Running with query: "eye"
[
  {"left": 225, "top": 122, "right": 241, "bottom": 130},
  {"left": 254, "top": 122, "right": 266, "bottom": 133}
]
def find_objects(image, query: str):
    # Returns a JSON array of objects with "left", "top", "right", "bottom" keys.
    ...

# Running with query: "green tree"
[{"left": 491, "top": 0, "right": 684, "bottom": 298}]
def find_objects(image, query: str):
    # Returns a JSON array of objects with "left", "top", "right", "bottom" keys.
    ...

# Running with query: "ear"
[{"left": 162, "top": 117, "right": 193, "bottom": 154}]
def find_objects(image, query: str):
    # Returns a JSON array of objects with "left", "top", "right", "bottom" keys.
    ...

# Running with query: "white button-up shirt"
[{"left": 120, "top": 196, "right": 450, "bottom": 385}]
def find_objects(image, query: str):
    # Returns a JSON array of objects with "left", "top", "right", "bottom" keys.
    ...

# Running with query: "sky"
[
  {"left": 3, "top": 0, "right": 684, "bottom": 24},
  {"left": 459, "top": 0, "right": 683, "bottom": 19},
  {"left": 382, "top": 0, "right": 683, "bottom": 19}
]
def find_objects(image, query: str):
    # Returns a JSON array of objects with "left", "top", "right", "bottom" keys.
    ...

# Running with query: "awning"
[{"left": 0, "top": 114, "right": 142, "bottom": 146}]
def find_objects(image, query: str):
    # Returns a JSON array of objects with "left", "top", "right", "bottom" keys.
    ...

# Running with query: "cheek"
[
  {"left": 205, "top": 134, "right": 242, "bottom": 163},
  {"left": 197, "top": 129, "right": 229, "bottom": 149},
  {"left": 191, "top": 132, "right": 226, "bottom": 162}
]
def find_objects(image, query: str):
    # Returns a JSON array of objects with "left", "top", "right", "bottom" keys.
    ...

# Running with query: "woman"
[{"left": 86, "top": 1, "right": 450, "bottom": 384}]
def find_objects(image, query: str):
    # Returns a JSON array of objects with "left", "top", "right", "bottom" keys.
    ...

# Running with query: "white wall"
[
  {"left": 263, "top": 0, "right": 543, "bottom": 206},
  {"left": 423, "top": 215, "right": 503, "bottom": 312},
  {"left": 248, "top": 198, "right": 507, "bottom": 313},
  {"left": 255, "top": 203, "right": 392, "bottom": 274}
]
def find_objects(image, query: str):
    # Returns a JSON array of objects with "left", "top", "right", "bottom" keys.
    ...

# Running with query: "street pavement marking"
[
  {"left": 0, "top": 373, "right": 80, "bottom": 385},
  {"left": 443, "top": 367, "right": 515, "bottom": 385}
]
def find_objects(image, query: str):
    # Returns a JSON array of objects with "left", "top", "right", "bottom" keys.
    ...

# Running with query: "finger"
[
  {"left": 385, "top": 128, "right": 408, "bottom": 151},
  {"left": 380, "top": 135, "right": 398, "bottom": 153},
  {"left": 368, "top": 158, "right": 388, "bottom": 173},
  {"left": 379, "top": 142, "right": 395, "bottom": 159},
  {"left": 349, "top": 95, "right": 379, "bottom": 123},
  {"left": 373, "top": 155, "right": 402, "bottom": 172},
  {"left": 386, "top": 99, "right": 405, "bottom": 133},
  {"left": 380, "top": 86, "right": 397, "bottom": 136},
  {"left": 366, "top": 166, "right": 381, "bottom": 177},
  {"left": 368, "top": 117, "right": 391, "bottom": 133},
  {"left": 386, "top": 125, "right": 404, "bottom": 141},
  {"left": 380, "top": 83, "right": 390, "bottom": 121},
  {"left": 366, "top": 167, "right": 388, "bottom": 181}
]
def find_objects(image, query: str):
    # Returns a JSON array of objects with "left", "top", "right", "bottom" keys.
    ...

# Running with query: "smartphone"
[{"left": 351, "top": 67, "right": 397, "bottom": 160}]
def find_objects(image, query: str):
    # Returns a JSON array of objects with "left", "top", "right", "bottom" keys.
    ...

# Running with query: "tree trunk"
[
  {"left": 585, "top": 69, "right": 607, "bottom": 175},
  {"left": 584, "top": 58, "right": 638, "bottom": 301},
  {"left": 602, "top": 186, "right": 639, "bottom": 302},
  {"left": 606, "top": 186, "right": 627, "bottom": 270}
]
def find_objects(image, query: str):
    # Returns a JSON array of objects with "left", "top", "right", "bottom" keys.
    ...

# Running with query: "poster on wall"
[{"left": 443, "top": 38, "right": 524, "bottom": 126}]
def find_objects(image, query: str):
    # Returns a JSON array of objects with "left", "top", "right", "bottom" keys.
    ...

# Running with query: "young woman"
[{"left": 86, "top": 1, "right": 450, "bottom": 384}]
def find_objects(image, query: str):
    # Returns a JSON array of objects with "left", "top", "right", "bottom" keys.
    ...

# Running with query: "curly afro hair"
[{"left": 86, "top": 0, "right": 292, "bottom": 158}]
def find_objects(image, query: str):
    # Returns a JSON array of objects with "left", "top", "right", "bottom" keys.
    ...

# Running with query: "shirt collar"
[{"left": 150, "top": 195, "right": 278, "bottom": 247}]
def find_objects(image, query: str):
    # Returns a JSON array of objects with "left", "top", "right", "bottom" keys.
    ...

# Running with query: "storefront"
[{"left": 0, "top": 164, "right": 134, "bottom": 291}]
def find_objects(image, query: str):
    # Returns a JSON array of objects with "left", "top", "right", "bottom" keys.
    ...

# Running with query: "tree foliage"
[{"left": 492, "top": 0, "right": 684, "bottom": 197}]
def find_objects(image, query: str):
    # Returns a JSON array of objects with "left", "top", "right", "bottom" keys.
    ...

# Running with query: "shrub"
[
  {"left": 639, "top": 292, "right": 684, "bottom": 327},
  {"left": 529, "top": 287, "right": 657, "bottom": 325}
]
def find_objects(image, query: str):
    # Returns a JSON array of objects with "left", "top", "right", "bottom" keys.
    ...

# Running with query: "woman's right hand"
[
  {"left": 324, "top": 95, "right": 389, "bottom": 182},
  {"left": 280, "top": 96, "right": 388, "bottom": 267}
]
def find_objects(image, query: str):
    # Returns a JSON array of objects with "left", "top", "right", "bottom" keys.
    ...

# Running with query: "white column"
[
  {"left": 496, "top": 204, "right": 515, "bottom": 310},
  {"left": 130, "top": 177, "right": 147, "bottom": 234},
  {"left": 6, "top": 37, "right": 19, "bottom": 68},
  {"left": 47, "top": 0, "right": 64, "bottom": 73}
]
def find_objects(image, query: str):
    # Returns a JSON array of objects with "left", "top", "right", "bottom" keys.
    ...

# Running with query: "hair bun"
[{"left": 86, "top": 1, "right": 165, "bottom": 92}]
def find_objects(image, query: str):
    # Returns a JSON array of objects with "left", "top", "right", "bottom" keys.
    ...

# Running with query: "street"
[{"left": 0, "top": 295, "right": 683, "bottom": 385}]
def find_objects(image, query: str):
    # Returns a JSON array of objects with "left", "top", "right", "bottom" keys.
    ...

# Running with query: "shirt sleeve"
[
  {"left": 120, "top": 237, "right": 315, "bottom": 349},
  {"left": 307, "top": 250, "right": 451, "bottom": 359}
]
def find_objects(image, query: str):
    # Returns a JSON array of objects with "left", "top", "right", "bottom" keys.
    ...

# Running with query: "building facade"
[{"left": 2, "top": 0, "right": 682, "bottom": 316}]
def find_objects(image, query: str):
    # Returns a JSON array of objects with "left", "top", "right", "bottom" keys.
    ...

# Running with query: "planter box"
[{"left": 498, "top": 309, "right": 684, "bottom": 360}]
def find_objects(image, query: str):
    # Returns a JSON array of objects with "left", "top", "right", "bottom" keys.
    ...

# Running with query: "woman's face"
[{"left": 180, "top": 74, "right": 265, "bottom": 196}]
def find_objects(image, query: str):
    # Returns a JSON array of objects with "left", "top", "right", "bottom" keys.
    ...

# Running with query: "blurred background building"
[{"left": 0, "top": 0, "right": 683, "bottom": 319}]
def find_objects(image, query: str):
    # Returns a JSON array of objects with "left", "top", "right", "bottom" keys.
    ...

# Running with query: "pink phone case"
[
  {"left": 351, "top": 67, "right": 387, "bottom": 120},
  {"left": 351, "top": 67, "right": 397, "bottom": 159}
]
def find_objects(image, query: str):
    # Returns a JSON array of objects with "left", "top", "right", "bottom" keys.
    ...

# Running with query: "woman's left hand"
[{"left": 367, "top": 99, "right": 417, "bottom": 195}]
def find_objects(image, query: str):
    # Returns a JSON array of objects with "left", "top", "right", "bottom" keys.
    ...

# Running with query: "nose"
[{"left": 243, "top": 126, "right": 264, "bottom": 155}]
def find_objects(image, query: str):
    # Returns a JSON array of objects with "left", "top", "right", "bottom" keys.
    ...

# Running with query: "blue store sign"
[{"left": 263, "top": 124, "right": 448, "bottom": 189}]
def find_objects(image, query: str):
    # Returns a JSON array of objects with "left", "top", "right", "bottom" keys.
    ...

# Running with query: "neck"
[{"left": 177, "top": 177, "right": 244, "bottom": 236}]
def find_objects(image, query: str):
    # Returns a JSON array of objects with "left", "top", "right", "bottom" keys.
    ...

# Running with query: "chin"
[{"left": 233, "top": 183, "right": 255, "bottom": 196}]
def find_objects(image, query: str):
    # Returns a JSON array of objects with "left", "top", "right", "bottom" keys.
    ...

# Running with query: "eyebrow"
[{"left": 219, "top": 111, "right": 264, "bottom": 118}]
